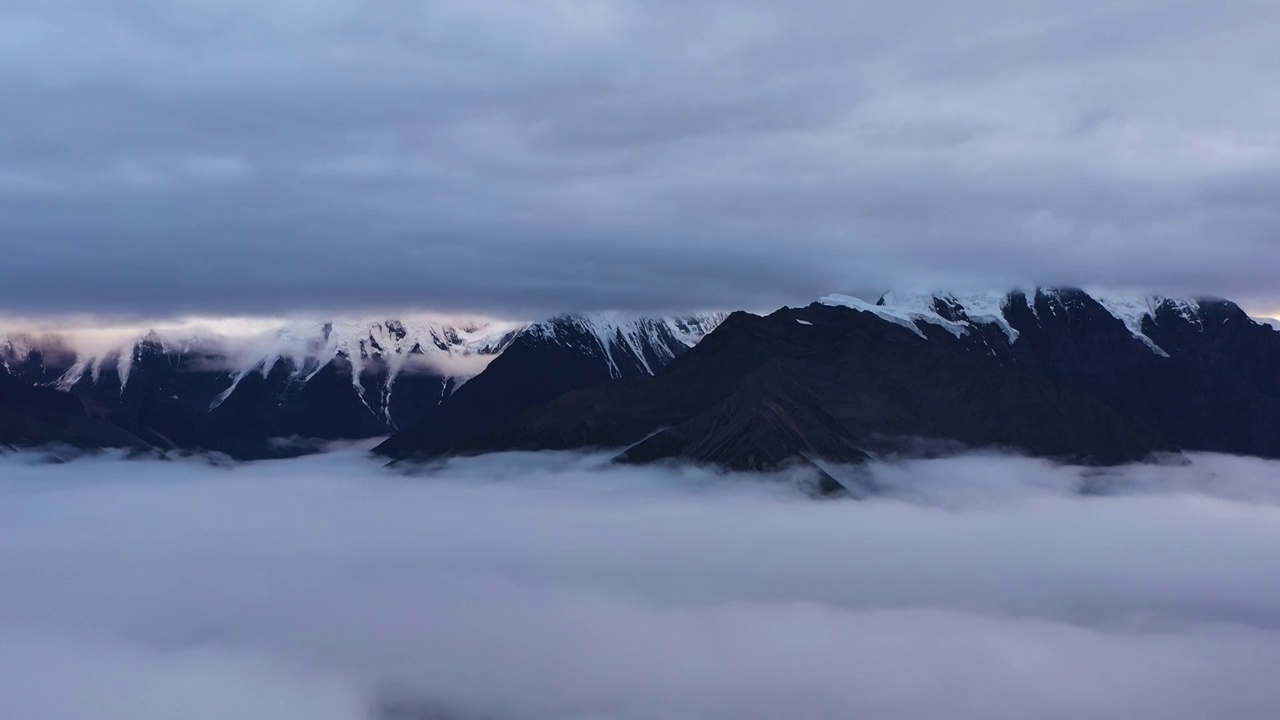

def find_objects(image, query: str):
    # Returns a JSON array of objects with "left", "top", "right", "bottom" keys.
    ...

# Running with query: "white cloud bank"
[{"left": 1, "top": 450, "right": 1279, "bottom": 719}]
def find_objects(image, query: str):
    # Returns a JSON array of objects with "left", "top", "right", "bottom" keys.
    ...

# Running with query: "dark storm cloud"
[{"left": 1, "top": 0, "right": 1278, "bottom": 318}]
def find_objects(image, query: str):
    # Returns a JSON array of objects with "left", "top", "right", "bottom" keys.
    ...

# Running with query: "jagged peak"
[
  {"left": 528, "top": 311, "right": 730, "bottom": 378},
  {"left": 820, "top": 287, "right": 1239, "bottom": 354}
]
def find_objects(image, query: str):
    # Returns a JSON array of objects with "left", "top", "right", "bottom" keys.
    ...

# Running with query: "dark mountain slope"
[
  {"left": 618, "top": 364, "right": 872, "bottom": 471},
  {"left": 0, "top": 370, "right": 167, "bottom": 453},
  {"left": 1001, "top": 291, "right": 1280, "bottom": 457},
  {"left": 428, "top": 289, "right": 1280, "bottom": 469},
  {"left": 374, "top": 313, "right": 726, "bottom": 459},
  {"left": 452, "top": 302, "right": 1169, "bottom": 466}
]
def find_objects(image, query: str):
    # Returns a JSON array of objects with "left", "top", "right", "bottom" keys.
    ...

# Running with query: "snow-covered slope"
[
  {"left": 819, "top": 292, "right": 1015, "bottom": 342},
  {"left": 1090, "top": 296, "right": 1176, "bottom": 356},
  {"left": 7, "top": 318, "right": 524, "bottom": 395},
  {"left": 526, "top": 312, "right": 730, "bottom": 377},
  {"left": 205, "top": 318, "right": 527, "bottom": 411}
]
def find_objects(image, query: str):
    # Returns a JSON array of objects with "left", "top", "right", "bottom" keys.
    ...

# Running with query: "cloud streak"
[
  {"left": 1, "top": 449, "right": 1279, "bottom": 718},
  {"left": 2, "top": 1, "right": 1279, "bottom": 318}
]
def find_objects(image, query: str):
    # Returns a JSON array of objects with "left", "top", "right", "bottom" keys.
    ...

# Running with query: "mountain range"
[
  {"left": 3, "top": 290, "right": 1278, "bottom": 476},
  {"left": 0, "top": 313, "right": 725, "bottom": 458}
]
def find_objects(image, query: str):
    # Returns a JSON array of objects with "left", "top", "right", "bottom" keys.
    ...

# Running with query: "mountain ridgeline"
[
  {"left": 377, "top": 289, "right": 1280, "bottom": 471},
  {"left": 3, "top": 290, "right": 1278, "bottom": 473}
]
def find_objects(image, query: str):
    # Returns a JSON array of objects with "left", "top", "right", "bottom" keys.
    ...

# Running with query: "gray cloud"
[
  {"left": 2, "top": 449, "right": 1280, "bottom": 718},
  {"left": 2, "top": 1, "right": 1279, "bottom": 318}
]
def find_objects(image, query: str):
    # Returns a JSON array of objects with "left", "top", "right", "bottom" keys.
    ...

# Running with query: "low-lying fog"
[{"left": 2, "top": 449, "right": 1279, "bottom": 719}]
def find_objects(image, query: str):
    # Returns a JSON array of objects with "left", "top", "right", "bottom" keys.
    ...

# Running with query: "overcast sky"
[{"left": 2, "top": 0, "right": 1278, "bottom": 319}]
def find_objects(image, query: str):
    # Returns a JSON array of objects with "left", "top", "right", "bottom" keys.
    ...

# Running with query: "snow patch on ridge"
[
  {"left": 1163, "top": 298, "right": 1204, "bottom": 329},
  {"left": 1092, "top": 296, "right": 1172, "bottom": 357},
  {"left": 819, "top": 294, "right": 933, "bottom": 339},
  {"left": 878, "top": 292, "right": 969, "bottom": 339},
  {"left": 1092, "top": 295, "right": 1211, "bottom": 357},
  {"left": 530, "top": 312, "right": 729, "bottom": 379},
  {"left": 116, "top": 346, "right": 135, "bottom": 393},
  {"left": 947, "top": 293, "right": 1021, "bottom": 343},
  {"left": 820, "top": 292, "right": 1016, "bottom": 342},
  {"left": 55, "top": 360, "right": 91, "bottom": 391}
]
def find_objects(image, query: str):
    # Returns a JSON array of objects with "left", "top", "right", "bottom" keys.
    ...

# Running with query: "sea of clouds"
[{"left": 1, "top": 449, "right": 1279, "bottom": 719}]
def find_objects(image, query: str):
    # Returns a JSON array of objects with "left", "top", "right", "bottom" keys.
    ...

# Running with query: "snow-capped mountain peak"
[
  {"left": 235, "top": 317, "right": 523, "bottom": 377},
  {"left": 32, "top": 317, "right": 527, "bottom": 395},
  {"left": 820, "top": 288, "right": 1247, "bottom": 356},
  {"left": 208, "top": 318, "right": 530, "bottom": 414}
]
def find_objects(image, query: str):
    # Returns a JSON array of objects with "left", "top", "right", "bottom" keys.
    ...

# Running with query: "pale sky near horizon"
[{"left": 2, "top": 1, "right": 1278, "bottom": 320}]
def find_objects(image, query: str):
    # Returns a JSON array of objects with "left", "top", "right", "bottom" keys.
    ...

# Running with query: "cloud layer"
[
  {"left": 2, "top": 449, "right": 1280, "bottom": 718},
  {"left": 2, "top": 1, "right": 1279, "bottom": 318}
]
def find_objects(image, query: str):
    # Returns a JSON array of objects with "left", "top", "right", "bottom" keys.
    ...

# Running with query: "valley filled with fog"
[{"left": 1, "top": 449, "right": 1279, "bottom": 719}]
